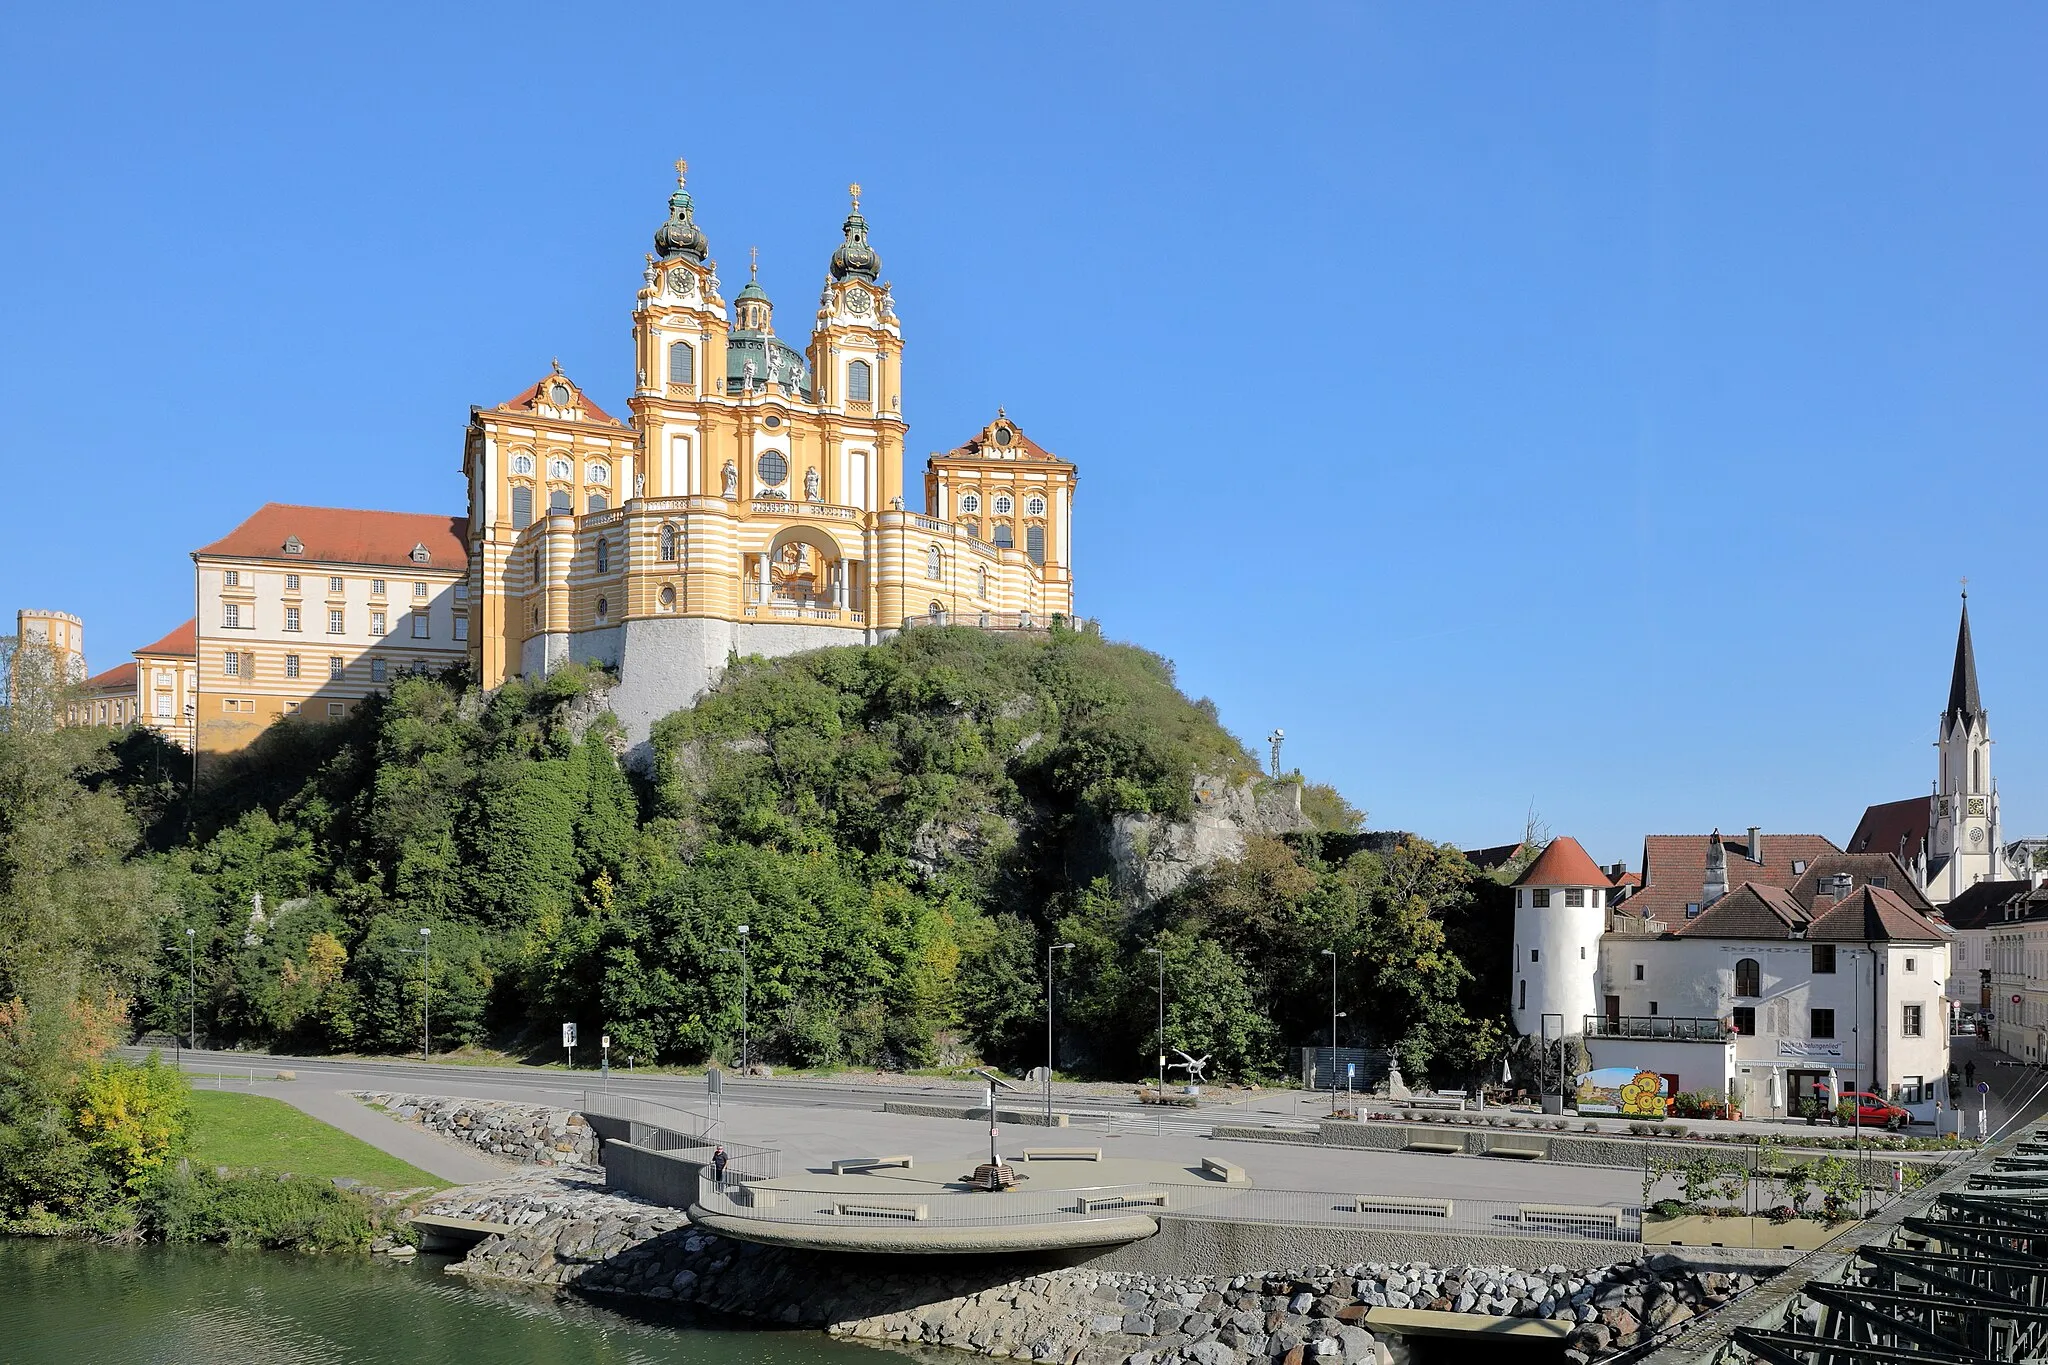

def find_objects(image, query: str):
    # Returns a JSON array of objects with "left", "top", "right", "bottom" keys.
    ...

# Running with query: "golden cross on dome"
[
  {"left": 749, "top": 245, "right": 759, "bottom": 280},
  {"left": 673, "top": 157, "right": 688, "bottom": 187},
  {"left": 849, "top": 182, "right": 862, "bottom": 211}
]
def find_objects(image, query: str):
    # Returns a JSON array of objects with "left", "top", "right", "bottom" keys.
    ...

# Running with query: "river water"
[{"left": 0, "top": 1240, "right": 911, "bottom": 1365}]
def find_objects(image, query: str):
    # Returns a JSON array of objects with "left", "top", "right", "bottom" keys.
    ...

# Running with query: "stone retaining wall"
[
  {"left": 421, "top": 1170, "right": 1760, "bottom": 1364},
  {"left": 353, "top": 1092, "right": 599, "bottom": 1167}
]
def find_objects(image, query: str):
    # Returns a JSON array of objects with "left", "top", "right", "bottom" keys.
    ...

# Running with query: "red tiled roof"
[
  {"left": 1786, "top": 853, "right": 1934, "bottom": 914},
  {"left": 1611, "top": 871, "right": 1643, "bottom": 889},
  {"left": 939, "top": 415, "right": 1066, "bottom": 464},
  {"left": 1674, "top": 884, "right": 1808, "bottom": 939},
  {"left": 1847, "top": 796, "right": 1931, "bottom": 865},
  {"left": 135, "top": 619, "right": 196, "bottom": 658},
  {"left": 1512, "top": 836, "right": 1612, "bottom": 889},
  {"left": 81, "top": 661, "right": 135, "bottom": 692},
  {"left": 195, "top": 505, "right": 466, "bottom": 571},
  {"left": 489, "top": 374, "right": 622, "bottom": 426},
  {"left": 1806, "top": 885, "right": 1949, "bottom": 943},
  {"left": 1623, "top": 831, "right": 1841, "bottom": 922}
]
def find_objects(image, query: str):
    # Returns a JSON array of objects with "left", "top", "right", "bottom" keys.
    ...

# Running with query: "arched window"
[
  {"left": 1734, "top": 958, "right": 1761, "bottom": 998},
  {"left": 549, "top": 489, "right": 571, "bottom": 513},
  {"left": 1973, "top": 749, "right": 1983, "bottom": 791},
  {"left": 994, "top": 495, "right": 1013, "bottom": 515},
  {"left": 587, "top": 492, "right": 608, "bottom": 513},
  {"left": 1026, "top": 525, "right": 1046, "bottom": 565},
  {"left": 511, "top": 485, "right": 534, "bottom": 529},
  {"left": 595, "top": 596, "right": 609, "bottom": 622},
  {"left": 668, "top": 340, "right": 694, "bottom": 385},
  {"left": 659, "top": 524, "right": 679, "bottom": 561},
  {"left": 848, "top": 359, "right": 871, "bottom": 401},
  {"left": 977, "top": 566, "right": 989, "bottom": 599},
  {"left": 585, "top": 462, "right": 610, "bottom": 485},
  {"left": 959, "top": 492, "right": 981, "bottom": 514},
  {"left": 658, "top": 585, "right": 676, "bottom": 611},
  {"left": 993, "top": 525, "right": 1014, "bottom": 550},
  {"left": 596, "top": 539, "right": 609, "bottom": 573},
  {"left": 1026, "top": 495, "right": 1046, "bottom": 516},
  {"left": 926, "top": 545, "right": 943, "bottom": 580},
  {"left": 547, "top": 456, "right": 572, "bottom": 481},
  {"left": 510, "top": 453, "right": 534, "bottom": 476}
]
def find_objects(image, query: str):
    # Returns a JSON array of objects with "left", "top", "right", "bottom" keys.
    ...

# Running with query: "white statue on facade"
[
  {"left": 721, "top": 460, "right": 738, "bottom": 497},
  {"left": 804, "top": 466, "right": 820, "bottom": 501}
]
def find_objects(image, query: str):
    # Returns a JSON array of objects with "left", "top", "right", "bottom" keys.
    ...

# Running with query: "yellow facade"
[{"left": 466, "top": 166, "right": 1078, "bottom": 712}]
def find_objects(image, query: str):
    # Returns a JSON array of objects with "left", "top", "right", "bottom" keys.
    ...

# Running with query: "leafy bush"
[
  {"left": 146, "top": 1166, "right": 381, "bottom": 1250},
  {"left": 71, "top": 1055, "right": 190, "bottom": 1196}
]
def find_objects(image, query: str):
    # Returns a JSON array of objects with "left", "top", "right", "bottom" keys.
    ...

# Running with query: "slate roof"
[
  {"left": 1848, "top": 796, "right": 1931, "bottom": 865},
  {"left": 1948, "top": 597, "right": 1983, "bottom": 727},
  {"left": 1939, "top": 879, "right": 2035, "bottom": 931},
  {"left": 1623, "top": 831, "right": 1842, "bottom": 923},
  {"left": 1674, "top": 882, "right": 1948, "bottom": 943},
  {"left": 1786, "top": 852, "right": 1935, "bottom": 914},
  {"left": 1513, "top": 837, "right": 1613, "bottom": 889},
  {"left": 196, "top": 505, "right": 467, "bottom": 571}
]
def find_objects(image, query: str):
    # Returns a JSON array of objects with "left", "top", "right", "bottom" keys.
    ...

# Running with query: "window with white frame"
[
  {"left": 511, "top": 453, "right": 534, "bottom": 475},
  {"left": 223, "top": 570, "right": 239, "bottom": 587},
  {"left": 284, "top": 573, "right": 300, "bottom": 591},
  {"left": 1564, "top": 888, "right": 1586, "bottom": 907},
  {"left": 994, "top": 495, "right": 1013, "bottom": 515},
  {"left": 284, "top": 607, "right": 300, "bottom": 633},
  {"left": 371, "top": 658, "right": 386, "bottom": 683},
  {"left": 926, "top": 545, "right": 943, "bottom": 580},
  {"left": 548, "top": 456, "right": 572, "bottom": 481},
  {"left": 960, "top": 492, "right": 981, "bottom": 514},
  {"left": 284, "top": 654, "right": 300, "bottom": 679},
  {"left": 328, "top": 576, "right": 344, "bottom": 593},
  {"left": 155, "top": 696, "right": 172, "bottom": 718},
  {"left": 1026, "top": 495, "right": 1045, "bottom": 516},
  {"left": 453, "top": 616, "right": 468, "bottom": 641},
  {"left": 586, "top": 462, "right": 610, "bottom": 484},
  {"left": 222, "top": 652, "right": 239, "bottom": 677},
  {"left": 1900, "top": 1075, "right": 1924, "bottom": 1104},
  {"left": 1902, "top": 1004, "right": 1923, "bottom": 1037},
  {"left": 371, "top": 579, "right": 386, "bottom": 596},
  {"left": 370, "top": 612, "right": 386, "bottom": 636},
  {"left": 411, "top": 613, "right": 428, "bottom": 639},
  {"left": 328, "top": 609, "right": 345, "bottom": 634},
  {"left": 223, "top": 603, "right": 241, "bottom": 628},
  {"left": 328, "top": 656, "right": 344, "bottom": 679}
]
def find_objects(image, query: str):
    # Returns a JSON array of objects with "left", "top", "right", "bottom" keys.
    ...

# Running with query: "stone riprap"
[
  {"left": 421, "top": 1170, "right": 1753, "bottom": 1364},
  {"left": 352, "top": 1092, "right": 599, "bottom": 1167}
]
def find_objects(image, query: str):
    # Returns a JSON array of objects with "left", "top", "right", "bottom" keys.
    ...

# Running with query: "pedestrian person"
[
  {"left": 712, "top": 1145, "right": 728, "bottom": 1186},
  {"left": 1965, "top": 1060, "right": 1977, "bottom": 1087}
]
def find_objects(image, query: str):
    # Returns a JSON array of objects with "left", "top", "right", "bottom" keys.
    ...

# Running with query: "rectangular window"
[
  {"left": 223, "top": 569, "right": 239, "bottom": 587},
  {"left": 1633, "top": 963, "right": 1645, "bottom": 981},
  {"left": 154, "top": 696, "right": 172, "bottom": 718},
  {"left": 222, "top": 603, "right": 240, "bottom": 628},
  {"left": 328, "top": 576, "right": 344, "bottom": 593},
  {"left": 285, "top": 700, "right": 300, "bottom": 713},
  {"left": 284, "top": 573, "right": 300, "bottom": 591},
  {"left": 284, "top": 654, "right": 300, "bottom": 679},
  {"left": 1649, "top": 1001, "right": 1659, "bottom": 1016},
  {"left": 370, "top": 612, "right": 386, "bottom": 636},
  {"left": 371, "top": 578, "right": 386, "bottom": 596},
  {"left": 1518, "top": 979, "right": 1527, "bottom": 1010},
  {"left": 1731, "top": 1006, "right": 1756, "bottom": 1035},
  {"left": 411, "top": 613, "right": 429, "bottom": 639},
  {"left": 413, "top": 582, "right": 428, "bottom": 598},
  {"left": 454, "top": 582, "right": 470, "bottom": 602},
  {"left": 284, "top": 607, "right": 300, "bottom": 632},
  {"left": 1900, "top": 1075, "right": 1923, "bottom": 1104},
  {"left": 371, "top": 658, "right": 387, "bottom": 683},
  {"left": 1810, "top": 1008, "right": 1836, "bottom": 1040},
  {"left": 1902, "top": 1004, "right": 1923, "bottom": 1037},
  {"left": 1530, "top": 948, "right": 1540, "bottom": 964},
  {"left": 327, "top": 701, "right": 345, "bottom": 717},
  {"left": 453, "top": 616, "right": 469, "bottom": 641},
  {"left": 1904, "top": 956, "right": 1916, "bottom": 973},
  {"left": 328, "top": 656, "right": 344, "bottom": 679},
  {"left": 328, "top": 609, "right": 345, "bottom": 634},
  {"left": 1530, "top": 889, "right": 1551, "bottom": 908},
  {"left": 1564, "top": 888, "right": 1586, "bottom": 908},
  {"left": 222, "top": 652, "right": 239, "bottom": 677},
  {"left": 1812, "top": 944, "right": 1837, "bottom": 974}
]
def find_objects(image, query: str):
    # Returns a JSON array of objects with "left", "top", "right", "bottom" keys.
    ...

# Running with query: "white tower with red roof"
[{"left": 1509, "top": 836, "right": 1613, "bottom": 1038}]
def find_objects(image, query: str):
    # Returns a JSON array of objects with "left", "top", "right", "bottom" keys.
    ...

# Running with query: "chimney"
[
  {"left": 1703, "top": 830, "right": 1729, "bottom": 908},
  {"left": 1747, "top": 826, "right": 1762, "bottom": 864}
]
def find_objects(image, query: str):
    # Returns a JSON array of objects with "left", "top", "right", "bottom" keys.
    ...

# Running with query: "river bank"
[{"left": 426, "top": 1168, "right": 1759, "bottom": 1364}]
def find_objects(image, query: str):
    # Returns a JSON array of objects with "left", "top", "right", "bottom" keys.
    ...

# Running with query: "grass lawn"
[{"left": 187, "top": 1091, "right": 448, "bottom": 1191}]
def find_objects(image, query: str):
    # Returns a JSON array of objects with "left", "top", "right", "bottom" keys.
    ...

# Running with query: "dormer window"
[
  {"left": 548, "top": 382, "right": 572, "bottom": 406},
  {"left": 283, "top": 536, "right": 304, "bottom": 555},
  {"left": 1820, "top": 873, "right": 1854, "bottom": 898},
  {"left": 409, "top": 544, "right": 430, "bottom": 564},
  {"left": 1791, "top": 861, "right": 1807, "bottom": 874}
]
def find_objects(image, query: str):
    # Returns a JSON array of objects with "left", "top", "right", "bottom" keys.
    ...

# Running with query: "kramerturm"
[{"left": 463, "top": 161, "right": 1079, "bottom": 749}]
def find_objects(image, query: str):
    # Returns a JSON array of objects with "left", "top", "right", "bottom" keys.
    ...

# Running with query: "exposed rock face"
[
  {"left": 352, "top": 1092, "right": 598, "bottom": 1167},
  {"left": 1111, "top": 778, "right": 1311, "bottom": 908},
  {"left": 424, "top": 1170, "right": 1753, "bottom": 1364}
]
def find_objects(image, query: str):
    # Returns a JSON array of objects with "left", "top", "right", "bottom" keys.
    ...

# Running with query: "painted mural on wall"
[{"left": 1574, "top": 1067, "right": 1669, "bottom": 1118}]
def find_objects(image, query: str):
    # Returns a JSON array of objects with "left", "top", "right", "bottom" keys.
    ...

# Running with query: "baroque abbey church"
[{"left": 462, "top": 162, "right": 1080, "bottom": 746}]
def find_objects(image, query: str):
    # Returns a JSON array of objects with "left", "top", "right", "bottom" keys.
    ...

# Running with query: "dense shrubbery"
[
  {"left": 146, "top": 1167, "right": 381, "bottom": 1251},
  {"left": 5, "top": 624, "right": 1507, "bottom": 1086}
]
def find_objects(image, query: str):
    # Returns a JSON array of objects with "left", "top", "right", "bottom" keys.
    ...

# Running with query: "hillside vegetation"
[{"left": 2, "top": 624, "right": 1507, "bottom": 1089}]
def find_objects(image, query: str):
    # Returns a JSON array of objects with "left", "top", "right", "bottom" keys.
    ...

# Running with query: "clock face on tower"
[
  {"left": 669, "top": 270, "right": 694, "bottom": 298},
  {"left": 845, "top": 286, "right": 872, "bottom": 316}
]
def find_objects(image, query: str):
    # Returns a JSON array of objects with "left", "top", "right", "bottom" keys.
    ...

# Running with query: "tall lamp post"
[
  {"left": 719, "top": 925, "right": 752, "bottom": 1072},
  {"left": 397, "top": 927, "right": 432, "bottom": 1059},
  {"left": 1321, "top": 948, "right": 1339, "bottom": 1112},
  {"left": 184, "top": 927, "right": 197, "bottom": 1053},
  {"left": 1045, "top": 941, "right": 1075, "bottom": 1118},
  {"left": 1143, "top": 945, "right": 1165, "bottom": 1096}
]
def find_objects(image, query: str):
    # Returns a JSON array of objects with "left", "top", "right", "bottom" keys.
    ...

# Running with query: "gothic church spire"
[{"left": 1947, "top": 592, "right": 1982, "bottom": 728}]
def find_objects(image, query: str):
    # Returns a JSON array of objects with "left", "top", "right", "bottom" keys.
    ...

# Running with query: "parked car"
[{"left": 1836, "top": 1091, "right": 1910, "bottom": 1130}]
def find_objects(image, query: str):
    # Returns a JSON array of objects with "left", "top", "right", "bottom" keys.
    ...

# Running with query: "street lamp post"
[
  {"left": 720, "top": 926, "right": 752, "bottom": 1072},
  {"left": 1046, "top": 941, "right": 1075, "bottom": 1118},
  {"left": 1143, "top": 946, "right": 1164, "bottom": 1096},
  {"left": 397, "top": 927, "right": 432, "bottom": 1059},
  {"left": 184, "top": 927, "right": 196, "bottom": 1054},
  {"left": 1322, "top": 948, "right": 1338, "bottom": 1113}
]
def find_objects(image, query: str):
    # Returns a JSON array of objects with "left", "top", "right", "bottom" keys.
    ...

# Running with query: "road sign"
[
  {"left": 2015, "top": 995, "right": 2025, "bottom": 1005},
  {"left": 562, "top": 1022, "right": 578, "bottom": 1047},
  {"left": 601, "top": 1035, "right": 611, "bottom": 1050},
  {"left": 1346, "top": 1062, "right": 1356, "bottom": 1078},
  {"left": 1980, "top": 1081, "right": 1991, "bottom": 1094}
]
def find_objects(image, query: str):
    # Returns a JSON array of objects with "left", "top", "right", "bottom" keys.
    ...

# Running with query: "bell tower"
[
  {"left": 807, "top": 184, "right": 903, "bottom": 512},
  {"left": 1931, "top": 590, "right": 2004, "bottom": 898},
  {"left": 631, "top": 158, "right": 728, "bottom": 498}
]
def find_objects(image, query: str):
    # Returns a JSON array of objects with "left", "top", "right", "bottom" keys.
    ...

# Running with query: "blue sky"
[{"left": 4, "top": 5, "right": 2043, "bottom": 866}]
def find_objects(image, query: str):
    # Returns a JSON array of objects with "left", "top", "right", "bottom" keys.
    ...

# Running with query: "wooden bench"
[
  {"left": 1077, "top": 1190, "right": 1169, "bottom": 1213},
  {"left": 1519, "top": 1203, "right": 1623, "bottom": 1229},
  {"left": 1200, "top": 1157, "right": 1249, "bottom": 1184},
  {"left": 1354, "top": 1195, "right": 1453, "bottom": 1218},
  {"left": 833, "top": 1200, "right": 927, "bottom": 1221},
  {"left": 1022, "top": 1147, "right": 1102, "bottom": 1161},
  {"left": 831, "top": 1154, "right": 913, "bottom": 1174}
]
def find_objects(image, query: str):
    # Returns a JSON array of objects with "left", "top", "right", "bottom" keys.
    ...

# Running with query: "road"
[{"left": 148, "top": 1047, "right": 1642, "bottom": 1205}]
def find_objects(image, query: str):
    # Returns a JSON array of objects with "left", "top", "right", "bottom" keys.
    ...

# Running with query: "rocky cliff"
[{"left": 1110, "top": 778, "right": 1312, "bottom": 908}]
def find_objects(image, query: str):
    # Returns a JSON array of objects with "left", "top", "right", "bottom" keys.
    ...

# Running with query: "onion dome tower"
[
  {"left": 1509, "top": 837, "right": 1613, "bottom": 1040},
  {"left": 653, "top": 158, "right": 709, "bottom": 263},
  {"left": 829, "top": 184, "right": 881, "bottom": 283}
]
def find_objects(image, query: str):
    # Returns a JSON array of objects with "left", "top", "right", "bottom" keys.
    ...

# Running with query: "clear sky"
[{"left": 4, "top": 5, "right": 2043, "bottom": 867}]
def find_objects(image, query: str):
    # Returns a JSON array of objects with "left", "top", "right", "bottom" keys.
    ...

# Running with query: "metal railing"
[
  {"left": 1584, "top": 1014, "right": 1735, "bottom": 1041},
  {"left": 579, "top": 1091, "right": 782, "bottom": 1181},
  {"left": 691, "top": 1176, "right": 1641, "bottom": 1242}
]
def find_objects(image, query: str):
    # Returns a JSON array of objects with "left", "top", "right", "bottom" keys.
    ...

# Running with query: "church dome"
[
  {"left": 655, "top": 188, "right": 709, "bottom": 262},
  {"left": 829, "top": 185, "right": 881, "bottom": 283}
]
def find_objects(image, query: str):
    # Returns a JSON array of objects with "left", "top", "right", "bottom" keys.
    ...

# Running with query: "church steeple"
[
  {"left": 653, "top": 158, "right": 709, "bottom": 263},
  {"left": 1947, "top": 591, "right": 1982, "bottom": 729},
  {"left": 829, "top": 183, "right": 881, "bottom": 283}
]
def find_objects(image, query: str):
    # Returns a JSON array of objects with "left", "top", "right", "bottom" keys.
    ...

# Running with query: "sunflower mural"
[{"left": 1574, "top": 1066, "right": 1671, "bottom": 1117}]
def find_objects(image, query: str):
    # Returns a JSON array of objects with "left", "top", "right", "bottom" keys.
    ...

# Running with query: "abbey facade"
[{"left": 462, "top": 164, "right": 1079, "bottom": 745}]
